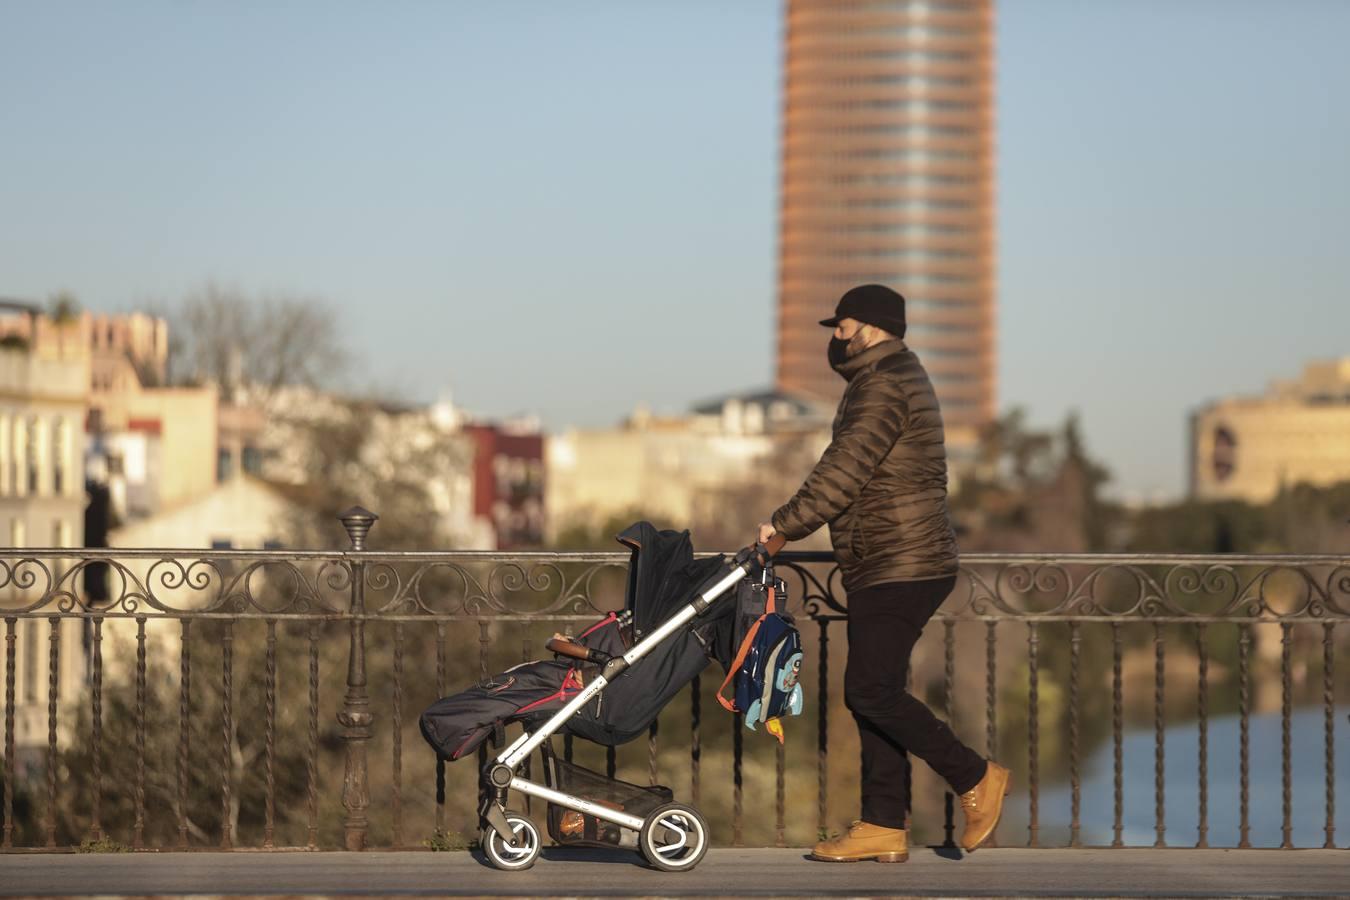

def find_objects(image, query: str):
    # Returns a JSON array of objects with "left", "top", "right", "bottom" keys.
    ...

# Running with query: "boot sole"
[
  {"left": 961, "top": 767, "right": 1012, "bottom": 853},
  {"left": 809, "top": 851, "right": 909, "bottom": 863}
]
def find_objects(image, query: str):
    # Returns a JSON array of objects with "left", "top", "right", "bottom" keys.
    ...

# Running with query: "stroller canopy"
[{"left": 616, "top": 521, "right": 729, "bottom": 644}]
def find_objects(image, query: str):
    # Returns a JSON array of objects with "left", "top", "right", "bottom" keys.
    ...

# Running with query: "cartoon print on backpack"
[{"left": 777, "top": 651, "right": 804, "bottom": 714}]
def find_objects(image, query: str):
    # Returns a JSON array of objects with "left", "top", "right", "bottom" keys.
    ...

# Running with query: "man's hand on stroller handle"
[
  {"left": 758, "top": 532, "right": 787, "bottom": 556},
  {"left": 747, "top": 532, "right": 788, "bottom": 568}
]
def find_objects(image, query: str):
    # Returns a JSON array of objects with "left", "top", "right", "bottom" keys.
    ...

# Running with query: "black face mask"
[{"left": 827, "top": 337, "right": 851, "bottom": 369}]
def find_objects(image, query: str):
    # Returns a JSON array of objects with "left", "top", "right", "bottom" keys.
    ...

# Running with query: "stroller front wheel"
[
  {"left": 481, "top": 813, "right": 541, "bottom": 871},
  {"left": 639, "top": 802, "right": 709, "bottom": 871}
]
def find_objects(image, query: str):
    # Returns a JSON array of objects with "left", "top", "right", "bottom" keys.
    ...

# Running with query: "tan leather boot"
[
  {"left": 959, "top": 761, "right": 1011, "bottom": 851},
  {"left": 810, "top": 821, "right": 909, "bottom": 863}
]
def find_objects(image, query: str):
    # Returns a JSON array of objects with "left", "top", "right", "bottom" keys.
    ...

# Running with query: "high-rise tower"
[{"left": 775, "top": 0, "right": 995, "bottom": 447}]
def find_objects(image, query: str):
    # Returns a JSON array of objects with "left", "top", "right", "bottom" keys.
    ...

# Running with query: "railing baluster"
[
  {"left": 732, "top": 711, "right": 743, "bottom": 847},
  {"left": 1112, "top": 622, "right": 1123, "bottom": 848},
  {"left": 476, "top": 620, "right": 489, "bottom": 813},
  {"left": 178, "top": 620, "right": 191, "bottom": 849},
  {"left": 1069, "top": 621, "right": 1081, "bottom": 848},
  {"left": 46, "top": 616, "right": 59, "bottom": 848},
  {"left": 985, "top": 621, "right": 997, "bottom": 757},
  {"left": 606, "top": 745, "right": 617, "bottom": 781},
  {"left": 775, "top": 736, "right": 786, "bottom": 848},
  {"left": 340, "top": 554, "right": 373, "bottom": 852},
  {"left": 264, "top": 619, "right": 277, "bottom": 849},
  {"left": 134, "top": 617, "right": 147, "bottom": 849},
  {"left": 307, "top": 621, "right": 319, "bottom": 850},
  {"left": 1196, "top": 622, "right": 1209, "bottom": 849},
  {"left": 90, "top": 615, "right": 104, "bottom": 843},
  {"left": 221, "top": 619, "right": 234, "bottom": 849},
  {"left": 1324, "top": 622, "right": 1336, "bottom": 850},
  {"left": 985, "top": 619, "right": 997, "bottom": 848},
  {"left": 817, "top": 619, "right": 829, "bottom": 840},
  {"left": 1027, "top": 621, "right": 1039, "bottom": 848},
  {"left": 435, "top": 621, "right": 446, "bottom": 835},
  {"left": 1153, "top": 622, "right": 1165, "bottom": 848},
  {"left": 391, "top": 623, "right": 405, "bottom": 846},
  {"left": 521, "top": 637, "right": 532, "bottom": 818},
  {"left": 3, "top": 617, "right": 15, "bottom": 849},
  {"left": 1238, "top": 623, "right": 1251, "bottom": 848},
  {"left": 1280, "top": 622, "right": 1293, "bottom": 849}
]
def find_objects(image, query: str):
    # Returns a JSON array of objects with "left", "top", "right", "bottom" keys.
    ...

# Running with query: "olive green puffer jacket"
[{"left": 771, "top": 340, "right": 958, "bottom": 591}]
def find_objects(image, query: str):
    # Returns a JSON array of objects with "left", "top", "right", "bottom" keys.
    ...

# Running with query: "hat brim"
[{"left": 818, "top": 316, "right": 843, "bottom": 328}]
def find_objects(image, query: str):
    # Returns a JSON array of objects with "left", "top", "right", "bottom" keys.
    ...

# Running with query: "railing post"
[{"left": 338, "top": 506, "right": 377, "bottom": 851}]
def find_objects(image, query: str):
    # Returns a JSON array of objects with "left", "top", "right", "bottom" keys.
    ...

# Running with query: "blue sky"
[{"left": 2, "top": 1, "right": 1348, "bottom": 500}]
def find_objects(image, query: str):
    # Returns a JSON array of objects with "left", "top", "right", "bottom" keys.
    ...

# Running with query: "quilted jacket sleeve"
[{"left": 770, "top": 371, "right": 908, "bottom": 540}]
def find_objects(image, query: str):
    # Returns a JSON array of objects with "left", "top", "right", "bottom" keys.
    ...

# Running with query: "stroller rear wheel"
[
  {"left": 481, "top": 813, "right": 541, "bottom": 870},
  {"left": 638, "top": 802, "right": 709, "bottom": 871}
]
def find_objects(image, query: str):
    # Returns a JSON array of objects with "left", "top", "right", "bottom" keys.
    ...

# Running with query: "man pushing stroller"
[{"left": 759, "top": 283, "right": 1010, "bottom": 864}]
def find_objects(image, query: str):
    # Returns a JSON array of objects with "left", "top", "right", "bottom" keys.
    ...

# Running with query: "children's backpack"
[{"left": 716, "top": 571, "right": 804, "bottom": 743}]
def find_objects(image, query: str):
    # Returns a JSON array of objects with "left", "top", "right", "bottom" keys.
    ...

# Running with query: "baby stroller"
[{"left": 420, "top": 522, "right": 790, "bottom": 871}]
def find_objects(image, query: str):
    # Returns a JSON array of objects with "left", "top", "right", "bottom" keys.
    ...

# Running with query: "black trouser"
[{"left": 845, "top": 577, "right": 987, "bottom": 830}]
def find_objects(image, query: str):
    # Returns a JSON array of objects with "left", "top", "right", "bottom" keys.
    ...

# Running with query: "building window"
[
  {"left": 922, "top": 347, "right": 979, "bottom": 359},
  {"left": 0, "top": 414, "right": 9, "bottom": 496},
  {"left": 908, "top": 296, "right": 982, "bottom": 309},
  {"left": 833, "top": 222, "right": 970, "bottom": 238},
  {"left": 825, "top": 273, "right": 972, "bottom": 288},
  {"left": 26, "top": 417, "right": 40, "bottom": 495},
  {"left": 242, "top": 445, "right": 263, "bottom": 476},
  {"left": 840, "top": 197, "right": 971, "bottom": 212},
  {"left": 262, "top": 539, "right": 283, "bottom": 551},
  {"left": 838, "top": 247, "right": 973, "bottom": 262},
  {"left": 10, "top": 418, "right": 22, "bottom": 496},
  {"left": 828, "top": 123, "right": 972, "bottom": 139},
  {"left": 856, "top": 49, "right": 972, "bottom": 63},
  {"left": 1213, "top": 426, "right": 1238, "bottom": 482},
  {"left": 907, "top": 324, "right": 973, "bottom": 340},
  {"left": 822, "top": 172, "right": 973, "bottom": 189},
  {"left": 803, "top": 98, "right": 974, "bottom": 116},
  {"left": 210, "top": 538, "right": 233, "bottom": 550},
  {"left": 52, "top": 417, "right": 67, "bottom": 496},
  {"left": 217, "top": 448, "right": 233, "bottom": 483}
]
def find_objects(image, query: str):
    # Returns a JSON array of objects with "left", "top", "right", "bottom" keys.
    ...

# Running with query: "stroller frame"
[{"left": 477, "top": 536, "right": 785, "bottom": 871}]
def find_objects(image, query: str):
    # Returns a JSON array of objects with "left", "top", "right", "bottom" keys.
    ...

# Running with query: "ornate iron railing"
[{"left": 0, "top": 512, "right": 1346, "bottom": 851}]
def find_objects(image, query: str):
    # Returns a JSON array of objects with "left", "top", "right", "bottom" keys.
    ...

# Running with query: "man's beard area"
[{"left": 847, "top": 330, "right": 871, "bottom": 357}]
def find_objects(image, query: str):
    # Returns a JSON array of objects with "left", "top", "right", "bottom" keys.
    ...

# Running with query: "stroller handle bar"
[{"left": 545, "top": 636, "right": 607, "bottom": 664}]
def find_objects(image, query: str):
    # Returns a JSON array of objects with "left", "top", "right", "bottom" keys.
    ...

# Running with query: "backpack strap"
[{"left": 716, "top": 585, "right": 776, "bottom": 712}]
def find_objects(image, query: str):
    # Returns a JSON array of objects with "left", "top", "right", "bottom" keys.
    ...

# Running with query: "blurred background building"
[{"left": 1190, "top": 358, "right": 1350, "bottom": 503}]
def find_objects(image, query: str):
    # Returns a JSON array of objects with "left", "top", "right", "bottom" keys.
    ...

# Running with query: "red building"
[{"left": 466, "top": 423, "right": 545, "bottom": 550}]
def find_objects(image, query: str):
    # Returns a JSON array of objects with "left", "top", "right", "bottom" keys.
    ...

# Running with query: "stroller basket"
[{"left": 545, "top": 758, "right": 673, "bottom": 849}]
